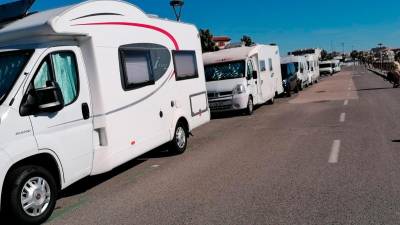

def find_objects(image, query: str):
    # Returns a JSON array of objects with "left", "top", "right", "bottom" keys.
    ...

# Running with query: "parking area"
[{"left": 38, "top": 66, "right": 400, "bottom": 225}]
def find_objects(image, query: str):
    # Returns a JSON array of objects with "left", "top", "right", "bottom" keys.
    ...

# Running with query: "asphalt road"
[{"left": 46, "top": 66, "right": 400, "bottom": 225}]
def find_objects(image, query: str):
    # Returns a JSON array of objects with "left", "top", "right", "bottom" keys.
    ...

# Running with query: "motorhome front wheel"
[{"left": 3, "top": 166, "right": 57, "bottom": 225}]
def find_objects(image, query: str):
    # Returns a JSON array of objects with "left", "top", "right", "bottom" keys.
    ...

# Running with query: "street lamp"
[{"left": 170, "top": 0, "right": 184, "bottom": 21}]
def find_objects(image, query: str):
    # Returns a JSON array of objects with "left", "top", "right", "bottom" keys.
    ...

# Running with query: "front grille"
[{"left": 207, "top": 91, "right": 233, "bottom": 99}]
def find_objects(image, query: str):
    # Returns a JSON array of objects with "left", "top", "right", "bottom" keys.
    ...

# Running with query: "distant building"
[{"left": 212, "top": 36, "right": 231, "bottom": 49}]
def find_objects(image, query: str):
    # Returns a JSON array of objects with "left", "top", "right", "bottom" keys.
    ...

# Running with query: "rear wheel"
[
  {"left": 3, "top": 166, "right": 57, "bottom": 225},
  {"left": 286, "top": 85, "right": 291, "bottom": 97},
  {"left": 170, "top": 122, "right": 188, "bottom": 155}
]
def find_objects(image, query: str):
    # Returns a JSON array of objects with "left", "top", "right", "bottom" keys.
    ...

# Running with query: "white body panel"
[
  {"left": 305, "top": 54, "right": 320, "bottom": 83},
  {"left": 0, "top": 0, "right": 210, "bottom": 209},
  {"left": 203, "top": 45, "right": 283, "bottom": 112}
]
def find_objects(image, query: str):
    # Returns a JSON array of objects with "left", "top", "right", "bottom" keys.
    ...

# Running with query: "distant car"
[
  {"left": 319, "top": 61, "right": 334, "bottom": 76},
  {"left": 280, "top": 62, "right": 299, "bottom": 97}
]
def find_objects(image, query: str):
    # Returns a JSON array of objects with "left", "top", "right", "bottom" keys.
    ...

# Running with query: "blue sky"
[{"left": 3, "top": 0, "right": 400, "bottom": 54}]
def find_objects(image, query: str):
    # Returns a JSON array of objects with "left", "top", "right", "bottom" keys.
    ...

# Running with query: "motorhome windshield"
[
  {"left": 281, "top": 63, "right": 295, "bottom": 79},
  {"left": 205, "top": 60, "right": 245, "bottom": 82},
  {"left": 0, "top": 50, "right": 33, "bottom": 105},
  {"left": 293, "top": 62, "right": 299, "bottom": 72}
]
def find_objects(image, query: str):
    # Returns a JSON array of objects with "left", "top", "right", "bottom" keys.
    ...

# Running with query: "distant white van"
[
  {"left": 203, "top": 45, "right": 284, "bottom": 115},
  {"left": 281, "top": 55, "right": 308, "bottom": 90},
  {"left": 0, "top": 1, "right": 210, "bottom": 224},
  {"left": 319, "top": 60, "right": 334, "bottom": 75}
]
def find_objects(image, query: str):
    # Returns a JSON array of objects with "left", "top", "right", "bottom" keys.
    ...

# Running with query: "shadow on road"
[
  {"left": 59, "top": 145, "right": 176, "bottom": 198},
  {"left": 392, "top": 140, "right": 400, "bottom": 143}
]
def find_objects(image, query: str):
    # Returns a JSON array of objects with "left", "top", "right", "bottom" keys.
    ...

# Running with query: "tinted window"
[
  {"left": 268, "top": 58, "right": 273, "bottom": 71},
  {"left": 260, "top": 60, "right": 266, "bottom": 71},
  {"left": 119, "top": 44, "right": 171, "bottom": 90},
  {"left": 247, "top": 60, "right": 254, "bottom": 80},
  {"left": 173, "top": 51, "right": 198, "bottom": 80},
  {"left": 0, "top": 50, "right": 33, "bottom": 105}
]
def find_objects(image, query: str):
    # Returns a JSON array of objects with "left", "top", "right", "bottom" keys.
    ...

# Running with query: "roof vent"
[{"left": 0, "top": 0, "right": 35, "bottom": 28}]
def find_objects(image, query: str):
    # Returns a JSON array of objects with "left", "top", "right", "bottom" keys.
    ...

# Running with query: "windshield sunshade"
[{"left": 205, "top": 60, "right": 245, "bottom": 82}]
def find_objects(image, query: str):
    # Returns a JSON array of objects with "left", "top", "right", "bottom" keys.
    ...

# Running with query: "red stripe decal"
[{"left": 73, "top": 22, "right": 180, "bottom": 50}]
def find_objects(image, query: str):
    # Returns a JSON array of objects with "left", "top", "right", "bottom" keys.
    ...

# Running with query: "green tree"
[
  {"left": 351, "top": 50, "right": 359, "bottom": 60},
  {"left": 241, "top": 35, "right": 254, "bottom": 47},
  {"left": 199, "top": 29, "right": 219, "bottom": 53}
]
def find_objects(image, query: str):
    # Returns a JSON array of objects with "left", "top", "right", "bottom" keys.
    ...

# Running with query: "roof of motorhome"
[
  {"left": 0, "top": 0, "right": 195, "bottom": 45},
  {"left": 203, "top": 45, "right": 278, "bottom": 65},
  {"left": 281, "top": 55, "right": 305, "bottom": 64}
]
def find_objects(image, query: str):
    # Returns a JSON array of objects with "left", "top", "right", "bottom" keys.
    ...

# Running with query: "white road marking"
[
  {"left": 329, "top": 140, "right": 341, "bottom": 164},
  {"left": 340, "top": 113, "right": 346, "bottom": 122},
  {"left": 344, "top": 100, "right": 349, "bottom": 106},
  {"left": 151, "top": 165, "right": 160, "bottom": 168}
]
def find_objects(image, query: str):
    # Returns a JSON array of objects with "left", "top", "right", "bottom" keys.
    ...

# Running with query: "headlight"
[{"left": 233, "top": 84, "right": 245, "bottom": 95}]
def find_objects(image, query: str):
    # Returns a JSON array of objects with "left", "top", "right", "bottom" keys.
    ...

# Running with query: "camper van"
[
  {"left": 305, "top": 54, "right": 320, "bottom": 84},
  {"left": 0, "top": 1, "right": 210, "bottom": 223},
  {"left": 281, "top": 55, "right": 308, "bottom": 90},
  {"left": 204, "top": 45, "right": 284, "bottom": 115}
]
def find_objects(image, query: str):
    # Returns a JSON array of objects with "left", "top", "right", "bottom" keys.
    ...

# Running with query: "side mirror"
[
  {"left": 20, "top": 81, "right": 64, "bottom": 116},
  {"left": 252, "top": 71, "right": 258, "bottom": 79}
]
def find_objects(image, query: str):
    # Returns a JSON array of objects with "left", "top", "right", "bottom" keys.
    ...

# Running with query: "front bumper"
[{"left": 208, "top": 95, "right": 248, "bottom": 112}]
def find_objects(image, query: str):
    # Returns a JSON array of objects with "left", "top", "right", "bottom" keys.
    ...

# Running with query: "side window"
[
  {"left": 51, "top": 52, "right": 79, "bottom": 105},
  {"left": 119, "top": 43, "right": 171, "bottom": 90},
  {"left": 259, "top": 60, "right": 266, "bottom": 72},
  {"left": 32, "top": 51, "right": 79, "bottom": 106},
  {"left": 120, "top": 49, "right": 154, "bottom": 90},
  {"left": 268, "top": 58, "right": 273, "bottom": 71},
  {"left": 247, "top": 60, "right": 254, "bottom": 80},
  {"left": 173, "top": 51, "right": 199, "bottom": 81},
  {"left": 33, "top": 59, "right": 52, "bottom": 89}
]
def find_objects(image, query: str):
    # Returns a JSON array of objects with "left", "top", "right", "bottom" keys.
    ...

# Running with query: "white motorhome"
[
  {"left": 0, "top": 1, "right": 210, "bottom": 224},
  {"left": 319, "top": 60, "right": 334, "bottom": 75},
  {"left": 305, "top": 54, "right": 320, "bottom": 84},
  {"left": 281, "top": 55, "right": 308, "bottom": 90},
  {"left": 203, "top": 45, "right": 284, "bottom": 115}
]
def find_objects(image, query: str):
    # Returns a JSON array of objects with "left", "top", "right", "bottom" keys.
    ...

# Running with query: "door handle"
[
  {"left": 159, "top": 111, "right": 164, "bottom": 118},
  {"left": 82, "top": 103, "right": 90, "bottom": 120}
]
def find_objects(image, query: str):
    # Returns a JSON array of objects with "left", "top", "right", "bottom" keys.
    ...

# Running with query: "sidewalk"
[{"left": 368, "top": 67, "right": 388, "bottom": 79}]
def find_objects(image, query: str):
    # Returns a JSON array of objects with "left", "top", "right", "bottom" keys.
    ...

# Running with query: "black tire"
[
  {"left": 3, "top": 166, "right": 57, "bottom": 225},
  {"left": 246, "top": 97, "right": 254, "bottom": 115},
  {"left": 286, "top": 86, "right": 291, "bottom": 97},
  {"left": 294, "top": 85, "right": 299, "bottom": 93},
  {"left": 299, "top": 83, "right": 303, "bottom": 91},
  {"left": 169, "top": 122, "right": 188, "bottom": 155}
]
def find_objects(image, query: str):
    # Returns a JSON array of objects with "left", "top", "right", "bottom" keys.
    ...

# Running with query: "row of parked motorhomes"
[{"left": 0, "top": 1, "right": 338, "bottom": 224}]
